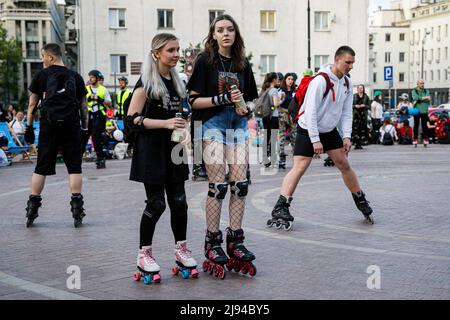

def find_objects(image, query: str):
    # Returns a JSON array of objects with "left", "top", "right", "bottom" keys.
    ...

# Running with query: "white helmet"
[{"left": 113, "top": 130, "right": 124, "bottom": 142}]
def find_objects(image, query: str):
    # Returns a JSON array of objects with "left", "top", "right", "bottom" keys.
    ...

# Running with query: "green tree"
[{"left": 0, "top": 22, "right": 23, "bottom": 105}]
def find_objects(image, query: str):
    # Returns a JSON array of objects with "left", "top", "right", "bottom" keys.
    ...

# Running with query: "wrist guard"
[
  {"left": 126, "top": 113, "right": 145, "bottom": 133},
  {"left": 211, "top": 92, "right": 232, "bottom": 107}
]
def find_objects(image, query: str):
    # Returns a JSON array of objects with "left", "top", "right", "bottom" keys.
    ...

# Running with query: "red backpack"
[{"left": 288, "top": 72, "right": 349, "bottom": 122}]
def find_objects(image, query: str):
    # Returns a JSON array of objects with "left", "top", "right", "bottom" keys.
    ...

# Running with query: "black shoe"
[
  {"left": 352, "top": 191, "right": 374, "bottom": 224},
  {"left": 71, "top": 195, "right": 86, "bottom": 228}
]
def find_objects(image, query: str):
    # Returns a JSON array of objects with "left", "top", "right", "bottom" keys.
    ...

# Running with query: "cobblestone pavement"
[{"left": 1, "top": 144, "right": 449, "bottom": 300}]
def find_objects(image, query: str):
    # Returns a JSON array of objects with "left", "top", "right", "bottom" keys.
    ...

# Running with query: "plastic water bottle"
[
  {"left": 230, "top": 84, "right": 248, "bottom": 113},
  {"left": 171, "top": 113, "right": 184, "bottom": 143}
]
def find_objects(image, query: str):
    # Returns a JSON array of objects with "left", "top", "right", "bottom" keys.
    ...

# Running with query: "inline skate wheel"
[
  {"left": 275, "top": 222, "right": 282, "bottom": 230},
  {"left": 249, "top": 264, "right": 257, "bottom": 277},
  {"left": 267, "top": 219, "right": 275, "bottom": 228},
  {"left": 283, "top": 221, "right": 293, "bottom": 231}
]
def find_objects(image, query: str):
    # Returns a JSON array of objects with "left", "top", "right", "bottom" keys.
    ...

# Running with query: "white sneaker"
[
  {"left": 137, "top": 246, "right": 160, "bottom": 273},
  {"left": 175, "top": 241, "right": 198, "bottom": 268}
]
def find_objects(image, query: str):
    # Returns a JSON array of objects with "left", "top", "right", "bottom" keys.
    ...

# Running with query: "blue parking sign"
[{"left": 384, "top": 66, "right": 393, "bottom": 81}]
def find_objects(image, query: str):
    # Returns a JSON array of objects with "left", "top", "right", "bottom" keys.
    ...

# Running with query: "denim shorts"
[{"left": 195, "top": 107, "right": 249, "bottom": 145}]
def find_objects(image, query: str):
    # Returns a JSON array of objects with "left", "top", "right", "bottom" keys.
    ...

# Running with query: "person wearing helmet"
[
  {"left": 303, "top": 69, "right": 314, "bottom": 78},
  {"left": 396, "top": 93, "right": 412, "bottom": 129},
  {"left": 352, "top": 85, "right": 370, "bottom": 149},
  {"left": 84, "top": 69, "right": 112, "bottom": 169},
  {"left": 371, "top": 91, "right": 384, "bottom": 144},
  {"left": 116, "top": 76, "right": 131, "bottom": 120}
]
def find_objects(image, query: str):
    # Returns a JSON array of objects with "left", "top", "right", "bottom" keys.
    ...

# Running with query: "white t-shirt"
[
  {"left": 10, "top": 119, "right": 25, "bottom": 135},
  {"left": 380, "top": 124, "right": 397, "bottom": 143},
  {"left": 371, "top": 101, "right": 383, "bottom": 120}
]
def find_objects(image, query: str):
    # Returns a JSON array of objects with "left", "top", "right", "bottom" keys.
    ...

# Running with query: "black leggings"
[
  {"left": 263, "top": 116, "right": 279, "bottom": 157},
  {"left": 140, "top": 182, "right": 188, "bottom": 248},
  {"left": 413, "top": 114, "right": 429, "bottom": 140}
]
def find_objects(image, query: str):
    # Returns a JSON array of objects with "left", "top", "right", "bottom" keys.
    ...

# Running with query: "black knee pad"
[
  {"left": 208, "top": 183, "right": 228, "bottom": 200},
  {"left": 144, "top": 196, "right": 166, "bottom": 219},
  {"left": 230, "top": 180, "right": 249, "bottom": 199},
  {"left": 168, "top": 193, "right": 188, "bottom": 212}
]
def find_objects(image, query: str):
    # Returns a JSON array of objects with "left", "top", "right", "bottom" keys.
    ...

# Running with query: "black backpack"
[
  {"left": 382, "top": 126, "right": 394, "bottom": 145},
  {"left": 42, "top": 71, "right": 79, "bottom": 125}
]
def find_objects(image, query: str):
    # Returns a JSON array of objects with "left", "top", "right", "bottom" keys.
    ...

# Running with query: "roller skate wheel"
[
  {"left": 143, "top": 275, "right": 152, "bottom": 285},
  {"left": 219, "top": 267, "right": 226, "bottom": 280},
  {"left": 267, "top": 219, "right": 275, "bottom": 228},
  {"left": 181, "top": 269, "right": 190, "bottom": 279},
  {"left": 283, "top": 221, "right": 293, "bottom": 231},
  {"left": 191, "top": 269, "right": 199, "bottom": 279},
  {"left": 171, "top": 266, "right": 179, "bottom": 276},
  {"left": 202, "top": 260, "right": 209, "bottom": 273},
  {"left": 153, "top": 274, "right": 161, "bottom": 283},
  {"left": 241, "top": 264, "right": 249, "bottom": 275},
  {"left": 225, "top": 262, "right": 232, "bottom": 272},
  {"left": 133, "top": 272, "right": 141, "bottom": 282},
  {"left": 233, "top": 261, "right": 241, "bottom": 273},
  {"left": 275, "top": 222, "right": 282, "bottom": 230},
  {"left": 249, "top": 264, "right": 257, "bottom": 277}
]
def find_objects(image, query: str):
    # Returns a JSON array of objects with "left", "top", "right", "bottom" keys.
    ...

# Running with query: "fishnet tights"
[{"left": 203, "top": 140, "right": 249, "bottom": 232}]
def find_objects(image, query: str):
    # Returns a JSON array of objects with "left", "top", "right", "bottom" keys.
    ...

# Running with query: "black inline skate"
[
  {"left": 203, "top": 230, "right": 229, "bottom": 280},
  {"left": 352, "top": 191, "right": 374, "bottom": 224},
  {"left": 192, "top": 164, "right": 208, "bottom": 182},
  {"left": 278, "top": 154, "right": 287, "bottom": 170},
  {"left": 324, "top": 157, "right": 335, "bottom": 167},
  {"left": 25, "top": 195, "right": 42, "bottom": 228},
  {"left": 71, "top": 194, "right": 86, "bottom": 228},
  {"left": 267, "top": 195, "right": 294, "bottom": 231},
  {"left": 96, "top": 159, "right": 106, "bottom": 169},
  {"left": 225, "top": 228, "right": 257, "bottom": 277}
]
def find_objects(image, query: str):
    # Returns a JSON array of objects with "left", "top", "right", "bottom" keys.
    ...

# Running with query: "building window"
[
  {"left": 445, "top": 47, "right": 448, "bottom": 60},
  {"left": 437, "top": 70, "right": 440, "bottom": 81},
  {"left": 158, "top": 9, "right": 173, "bottom": 29},
  {"left": 109, "top": 8, "right": 126, "bottom": 28},
  {"left": 385, "top": 33, "right": 391, "bottom": 42},
  {"left": 260, "top": 11, "right": 276, "bottom": 31},
  {"left": 446, "top": 24, "right": 449, "bottom": 38},
  {"left": 385, "top": 52, "right": 391, "bottom": 63},
  {"left": 399, "top": 33, "right": 405, "bottom": 41},
  {"left": 399, "top": 73, "right": 405, "bottom": 82},
  {"left": 111, "top": 55, "right": 127, "bottom": 74},
  {"left": 26, "top": 42, "right": 40, "bottom": 59},
  {"left": 411, "top": 51, "right": 414, "bottom": 64},
  {"left": 437, "top": 48, "right": 441, "bottom": 61},
  {"left": 209, "top": 10, "right": 225, "bottom": 25},
  {"left": 314, "top": 55, "right": 329, "bottom": 73},
  {"left": 445, "top": 70, "right": 448, "bottom": 81},
  {"left": 25, "top": 21, "right": 38, "bottom": 41},
  {"left": 373, "top": 72, "right": 377, "bottom": 83},
  {"left": 430, "top": 70, "right": 434, "bottom": 81},
  {"left": 260, "top": 55, "right": 276, "bottom": 75},
  {"left": 314, "top": 12, "right": 329, "bottom": 31},
  {"left": 399, "top": 52, "right": 405, "bottom": 63},
  {"left": 412, "top": 30, "right": 415, "bottom": 44}
]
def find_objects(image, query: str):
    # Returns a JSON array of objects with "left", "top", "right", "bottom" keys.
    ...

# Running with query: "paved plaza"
[{"left": 1, "top": 144, "right": 449, "bottom": 300}]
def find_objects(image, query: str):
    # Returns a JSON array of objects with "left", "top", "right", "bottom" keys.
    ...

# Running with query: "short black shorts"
[
  {"left": 34, "top": 122, "right": 82, "bottom": 176},
  {"left": 294, "top": 126, "right": 343, "bottom": 158}
]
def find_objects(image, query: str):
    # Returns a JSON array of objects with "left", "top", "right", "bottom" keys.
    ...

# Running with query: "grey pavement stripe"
[{"left": 0, "top": 271, "right": 92, "bottom": 300}]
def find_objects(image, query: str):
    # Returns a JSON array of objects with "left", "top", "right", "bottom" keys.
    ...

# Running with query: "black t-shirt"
[
  {"left": 280, "top": 89, "right": 294, "bottom": 110},
  {"left": 187, "top": 53, "right": 258, "bottom": 123},
  {"left": 29, "top": 65, "right": 87, "bottom": 103},
  {"left": 134, "top": 76, "right": 182, "bottom": 120},
  {"left": 130, "top": 75, "right": 189, "bottom": 185}
]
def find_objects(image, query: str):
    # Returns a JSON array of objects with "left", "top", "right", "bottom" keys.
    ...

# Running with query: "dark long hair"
[
  {"left": 203, "top": 14, "right": 246, "bottom": 72},
  {"left": 262, "top": 72, "right": 278, "bottom": 91},
  {"left": 281, "top": 73, "right": 296, "bottom": 92}
]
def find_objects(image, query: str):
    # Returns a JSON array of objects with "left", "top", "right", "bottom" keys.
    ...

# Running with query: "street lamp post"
[
  {"left": 421, "top": 31, "right": 431, "bottom": 79},
  {"left": 307, "top": 0, "right": 311, "bottom": 69}
]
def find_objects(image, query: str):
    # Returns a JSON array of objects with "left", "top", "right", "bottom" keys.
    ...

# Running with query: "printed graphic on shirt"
[
  {"left": 162, "top": 93, "right": 181, "bottom": 113},
  {"left": 218, "top": 72, "right": 240, "bottom": 96}
]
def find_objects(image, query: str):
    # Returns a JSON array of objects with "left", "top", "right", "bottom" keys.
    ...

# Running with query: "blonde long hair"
[{"left": 141, "top": 33, "right": 186, "bottom": 100}]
